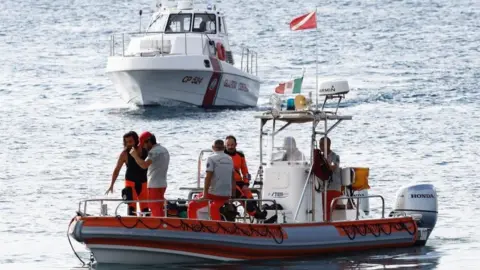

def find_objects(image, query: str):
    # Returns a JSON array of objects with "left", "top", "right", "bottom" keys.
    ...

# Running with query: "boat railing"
[
  {"left": 77, "top": 198, "right": 209, "bottom": 217},
  {"left": 196, "top": 149, "right": 212, "bottom": 188},
  {"left": 77, "top": 198, "right": 279, "bottom": 223},
  {"left": 109, "top": 32, "right": 259, "bottom": 77},
  {"left": 109, "top": 32, "right": 218, "bottom": 57},
  {"left": 329, "top": 195, "right": 385, "bottom": 222},
  {"left": 240, "top": 47, "right": 258, "bottom": 77},
  {"left": 179, "top": 186, "right": 262, "bottom": 200}
]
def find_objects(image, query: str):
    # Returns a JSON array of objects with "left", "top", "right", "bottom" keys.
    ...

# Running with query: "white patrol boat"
[{"left": 106, "top": 0, "right": 260, "bottom": 107}]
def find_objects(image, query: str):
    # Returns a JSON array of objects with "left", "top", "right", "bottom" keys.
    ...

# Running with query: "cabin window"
[
  {"left": 165, "top": 13, "right": 192, "bottom": 33},
  {"left": 222, "top": 17, "right": 227, "bottom": 34},
  {"left": 192, "top": 13, "right": 216, "bottom": 33},
  {"left": 146, "top": 14, "right": 168, "bottom": 33},
  {"left": 218, "top": 16, "right": 223, "bottom": 33}
]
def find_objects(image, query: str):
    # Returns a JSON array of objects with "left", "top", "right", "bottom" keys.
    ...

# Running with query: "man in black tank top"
[{"left": 106, "top": 131, "right": 149, "bottom": 216}]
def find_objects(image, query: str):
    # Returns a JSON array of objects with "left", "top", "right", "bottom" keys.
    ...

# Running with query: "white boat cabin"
[{"left": 125, "top": 0, "right": 234, "bottom": 64}]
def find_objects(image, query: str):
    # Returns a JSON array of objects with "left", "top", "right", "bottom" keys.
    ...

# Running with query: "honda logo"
[{"left": 411, "top": 194, "right": 435, "bottom": 199}]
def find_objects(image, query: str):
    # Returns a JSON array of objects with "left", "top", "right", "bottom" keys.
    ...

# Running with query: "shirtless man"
[{"left": 106, "top": 131, "right": 149, "bottom": 216}]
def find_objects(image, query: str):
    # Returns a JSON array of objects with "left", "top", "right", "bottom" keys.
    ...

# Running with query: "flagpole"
[{"left": 315, "top": 6, "right": 319, "bottom": 110}]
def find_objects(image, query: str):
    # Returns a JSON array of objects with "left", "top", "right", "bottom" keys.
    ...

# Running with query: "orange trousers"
[
  {"left": 125, "top": 180, "right": 148, "bottom": 213},
  {"left": 187, "top": 193, "right": 229, "bottom": 221},
  {"left": 148, "top": 187, "right": 166, "bottom": 217},
  {"left": 323, "top": 190, "right": 343, "bottom": 222}
]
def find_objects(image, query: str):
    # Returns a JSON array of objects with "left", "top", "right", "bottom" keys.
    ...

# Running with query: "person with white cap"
[{"left": 130, "top": 131, "right": 170, "bottom": 217}]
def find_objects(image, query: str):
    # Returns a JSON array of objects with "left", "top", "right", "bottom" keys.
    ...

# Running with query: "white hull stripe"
[{"left": 88, "top": 244, "right": 244, "bottom": 261}]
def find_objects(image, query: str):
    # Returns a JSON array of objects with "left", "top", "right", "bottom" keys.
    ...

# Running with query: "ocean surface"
[{"left": 1, "top": 0, "right": 479, "bottom": 269}]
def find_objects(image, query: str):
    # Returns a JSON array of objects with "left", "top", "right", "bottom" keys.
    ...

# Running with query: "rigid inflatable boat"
[{"left": 68, "top": 80, "right": 438, "bottom": 266}]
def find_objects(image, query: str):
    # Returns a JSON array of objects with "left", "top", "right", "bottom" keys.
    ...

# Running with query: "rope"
[
  {"left": 114, "top": 215, "right": 285, "bottom": 244},
  {"left": 340, "top": 221, "right": 416, "bottom": 241},
  {"left": 67, "top": 217, "right": 86, "bottom": 267}
]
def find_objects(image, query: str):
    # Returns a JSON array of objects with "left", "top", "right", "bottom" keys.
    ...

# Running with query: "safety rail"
[
  {"left": 109, "top": 32, "right": 216, "bottom": 57},
  {"left": 196, "top": 149, "right": 212, "bottom": 188},
  {"left": 77, "top": 198, "right": 279, "bottom": 223},
  {"left": 109, "top": 32, "right": 259, "bottom": 76},
  {"left": 114, "top": 198, "right": 211, "bottom": 217},
  {"left": 329, "top": 195, "right": 385, "bottom": 222},
  {"left": 179, "top": 186, "right": 261, "bottom": 200},
  {"left": 240, "top": 47, "right": 258, "bottom": 77}
]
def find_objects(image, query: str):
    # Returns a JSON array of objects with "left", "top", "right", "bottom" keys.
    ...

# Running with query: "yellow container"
[{"left": 351, "top": 167, "right": 370, "bottom": 190}]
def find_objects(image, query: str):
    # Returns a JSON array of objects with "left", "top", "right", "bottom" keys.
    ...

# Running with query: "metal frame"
[
  {"left": 329, "top": 195, "right": 385, "bottom": 221},
  {"left": 77, "top": 198, "right": 278, "bottom": 223},
  {"left": 255, "top": 94, "right": 353, "bottom": 223},
  {"left": 240, "top": 47, "right": 258, "bottom": 76},
  {"left": 196, "top": 149, "right": 212, "bottom": 188}
]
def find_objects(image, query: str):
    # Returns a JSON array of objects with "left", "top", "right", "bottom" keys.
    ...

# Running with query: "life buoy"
[{"left": 216, "top": 42, "right": 226, "bottom": 61}]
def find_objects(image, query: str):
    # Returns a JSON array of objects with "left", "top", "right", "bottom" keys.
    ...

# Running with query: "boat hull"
[
  {"left": 106, "top": 55, "right": 260, "bottom": 107},
  {"left": 70, "top": 216, "right": 424, "bottom": 265}
]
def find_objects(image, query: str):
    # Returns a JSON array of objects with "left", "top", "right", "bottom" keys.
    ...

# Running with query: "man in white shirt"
[
  {"left": 188, "top": 139, "right": 236, "bottom": 221},
  {"left": 130, "top": 131, "right": 170, "bottom": 217}
]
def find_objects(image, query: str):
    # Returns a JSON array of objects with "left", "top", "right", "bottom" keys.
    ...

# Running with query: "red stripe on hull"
[
  {"left": 76, "top": 216, "right": 417, "bottom": 242},
  {"left": 86, "top": 238, "right": 416, "bottom": 260},
  {"left": 201, "top": 57, "right": 222, "bottom": 108}
]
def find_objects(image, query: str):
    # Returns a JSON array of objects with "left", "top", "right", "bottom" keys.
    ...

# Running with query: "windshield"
[
  {"left": 146, "top": 13, "right": 217, "bottom": 33},
  {"left": 192, "top": 13, "right": 216, "bottom": 33},
  {"left": 146, "top": 14, "right": 168, "bottom": 32},
  {"left": 165, "top": 13, "right": 192, "bottom": 33}
]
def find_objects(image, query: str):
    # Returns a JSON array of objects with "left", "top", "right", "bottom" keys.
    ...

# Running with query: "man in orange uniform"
[{"left": 224, "top": 135, "right": 257, "bottom": 217}]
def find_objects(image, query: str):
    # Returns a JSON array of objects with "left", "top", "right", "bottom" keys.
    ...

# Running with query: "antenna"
[{"left": 139, "top": 9, "right": 143, "bottom": 32}]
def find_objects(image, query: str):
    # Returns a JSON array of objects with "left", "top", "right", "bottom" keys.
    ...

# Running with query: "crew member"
[
  {"left": 106, "top": 131, "right": 148, "bottom": 216},
  {"left": 188, "top": 139, "right": 235, "bottom": 221},
  {"left": 224, "top": 135, "right": 257, "bottom": 216},
  {"left": 281, "top": 136, "right": 305, "bottom": 161},
  {"left": 319, "top": 136, "right": 341, "bottom": 221},
  {"left": 130, "top": 131, "right": 170, "bottom": 217}
]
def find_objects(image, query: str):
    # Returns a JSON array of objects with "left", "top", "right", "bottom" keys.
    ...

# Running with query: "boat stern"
[{"left": 390, "top": 183, "right": 438, "bottom": 245}]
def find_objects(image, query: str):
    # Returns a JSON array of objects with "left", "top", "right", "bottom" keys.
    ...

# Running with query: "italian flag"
[{"left": 275, "top": 76, "right": 303, "bottom": 94}]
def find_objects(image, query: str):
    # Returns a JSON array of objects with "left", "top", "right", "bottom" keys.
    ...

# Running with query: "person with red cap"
[
  {"left": 187, "top": 139, "right": 236, "bottom": 221},
  {"left": 106, "top": 131, "right": 149, "bottom": 216},
  {"left": 129, "top": 131, "right": 170, "bottom": 217}
]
